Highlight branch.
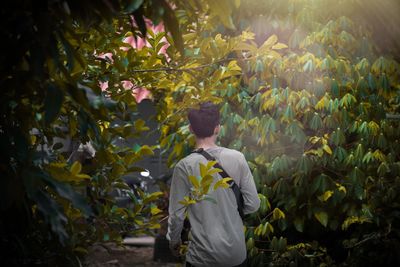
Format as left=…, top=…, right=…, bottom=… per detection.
left=128, top=53, right=266, bottom=74
left=130, top=58, right=232, bottom=73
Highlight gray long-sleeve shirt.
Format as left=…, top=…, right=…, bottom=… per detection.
left=167, top=146, right=260, bottom=267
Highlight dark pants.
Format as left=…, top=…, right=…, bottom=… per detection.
left=186, top=259, right=247, bottom=267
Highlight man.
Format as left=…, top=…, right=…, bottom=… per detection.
left=167, top=102, right=260, bottom=267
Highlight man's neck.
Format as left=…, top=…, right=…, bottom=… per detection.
left=195, top=136, right=218, bottom=150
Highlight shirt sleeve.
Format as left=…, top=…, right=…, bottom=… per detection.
left=166, top=162, right=190, bottom=243
left=239, top=154, right=260, bottom=215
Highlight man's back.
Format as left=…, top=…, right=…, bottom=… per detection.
left=167, top=146, right=260, bottom=267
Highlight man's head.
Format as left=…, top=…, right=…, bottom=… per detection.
left=188, top=102, right=220, bottom=138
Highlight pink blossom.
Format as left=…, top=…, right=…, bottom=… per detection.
left=121, top=80, right=134, bottom=89
left=99, top=81, right=109, bottom=91
left=96, top=52, right=114, bottom=63
left=121, top=36, right=135, bottom=51
left=153, top=23, right=165, bottom=33
left=132, top=87, right=151, bottom=103
left=136, top=37, right=148, bottom=49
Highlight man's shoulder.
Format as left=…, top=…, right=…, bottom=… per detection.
left=174, top=153, right=200, bottom=168
left=175, top=147, right=245, bottom=167
left=219, top=146, right=245, bottom=159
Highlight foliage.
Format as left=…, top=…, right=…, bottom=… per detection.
left=137, top=0, right=399, bottom=266
left=179, top=160, right=232, bottom=207
left=2, top=0, right=400, bottom=266
left=0, top=0, right=185, bottom=265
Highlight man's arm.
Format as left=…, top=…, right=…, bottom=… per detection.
left=166, top=162, right=189, bottom=248
left=239, top=154, right=260, bottom=214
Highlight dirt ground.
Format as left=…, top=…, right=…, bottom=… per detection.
left=85, top=243, right=183, bottom=267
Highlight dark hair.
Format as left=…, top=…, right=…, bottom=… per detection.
left=188, top=102, right=220, bottom=138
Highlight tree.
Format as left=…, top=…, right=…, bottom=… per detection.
left=2, top=0, right=399, bottom=266
left=0, top=0, right=183, bottom=265
left=147, top=0, right=400, bottom=266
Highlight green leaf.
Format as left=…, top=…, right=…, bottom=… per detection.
left=255, top=59, right=264, bottom=73
left=178, top=196, right=196, bottom=206
left=310, top=112, right=323, bottom=130
left=143, top=191, right=163, bottom=204
left=134, top=119, right=150, bottom=132
left=53, top=142, right=63, bottom=150
left=246, top=237, right=254, bottom=250
left=208, top=0, right=236, bottom=30
left=132, top=5, right=146, bottom=36
left=161, top=0, right=184, bottom=54
left=125, top=0, right=144, bottom=13
left=293, top=217, right=304, bottom=232
left=314, top=211, right=328, bottom=227
left=203, top=196, right=217, bottom=204
left=44, top=84, right=64, bottom=125
left=103, top=233, right=110, bottom=241
left=377, top=162, right=389, bottom=176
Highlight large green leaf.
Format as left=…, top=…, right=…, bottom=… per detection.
left=44, top=84, right=64, bottom=125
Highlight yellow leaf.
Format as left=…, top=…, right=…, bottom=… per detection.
left=30, top=135, right=37, bottom=145
left=227, top=60, right=242, bottom=72
left=207, top=168, right=223, bottom=175
left=240, top=31, right=255, bottom=40
left=151, top=205, right=162, bottom=215
left=73, top=246, right=88, bottom=254
left=373, top=149, right=386, bottom=162
left=199, top=163, right=207, bottom=177
left=314, top=211, right=328, bottom=227
left=143, top=191, right=163, bottom=204
left=272, top=42, right=288, bottom=50
left=315, top=97, right=327, bottom=110
left=272, top=208, right=285, bottom=220
left=318, top=190, right=334, bottom=202
left=49, top=162, right=67, bottom=168
left=200, top=174, right=214, bottom=191
left=75, top=174, right=91, bottom=180
left=260, top=34, right=278, bottom=50
left=148, top=223, right=161, bottom=229
left=206, top=160, right=217, bottom=169
left=134, top=119, right=150, bottom=132
left=310, top=136, right=320, bottom=144
left=179, top=196, right=196, bottom=206
left=368, top=121, right=380, bottom=136
left=213, top=177, right=232, bottom=190
left=134, top=219, right=144, bottom=225
left=262, top=222, right=274, bottom=236
left=138, top=145, right=154, bottom=156
left=70, top=161, right=82, bottom=175
left=323, top=144, right=333, bottom=155
left=189, top=175, right=200, bottom=189
left=336, top=183, right=347, bottom=194
left=233, top=42, right=258, bottom=51
left=341, top=216, right=372, bottom=230
left=262, top=97, right=277, bottom=111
